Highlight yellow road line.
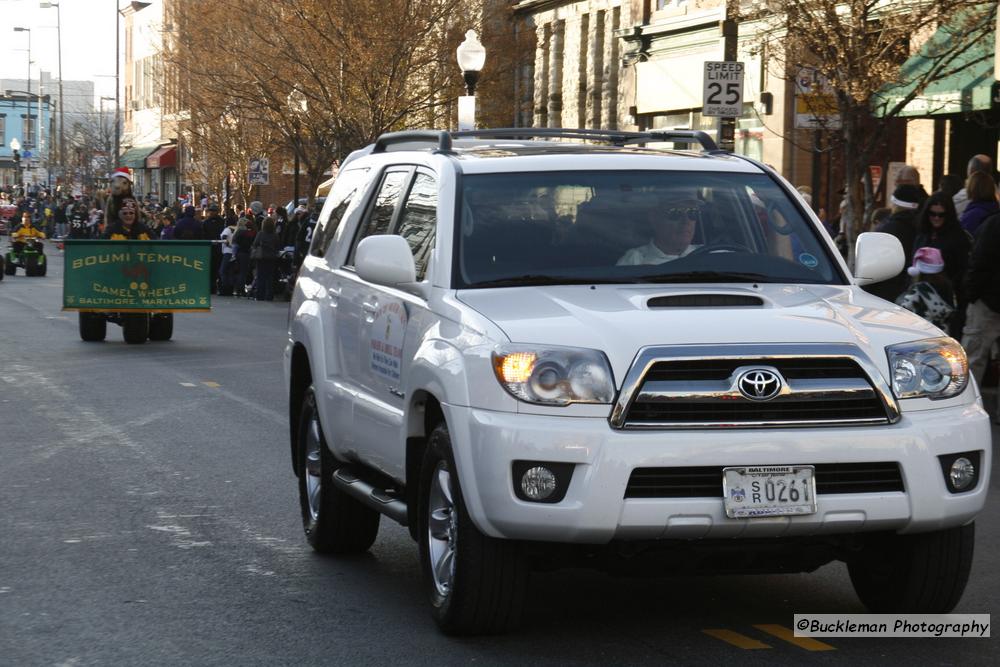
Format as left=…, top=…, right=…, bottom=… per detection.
left=754, top=624, right=836, bottom=651
left=702, top=629, right=772, bottom=649
left=202, top=381, right=221, bottom=388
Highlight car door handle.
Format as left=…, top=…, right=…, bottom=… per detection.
left=362, top=301, right=378, bottom=323
left=327, top=286, right=341, bottom=307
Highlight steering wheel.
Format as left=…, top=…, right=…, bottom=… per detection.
left=686, top=242, right=752, bottom=257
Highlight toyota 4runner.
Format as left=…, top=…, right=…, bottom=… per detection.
left=284, top=128, right=991, bottom=635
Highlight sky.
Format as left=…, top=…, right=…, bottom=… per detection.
left=0, top=0, right=118, bottom=105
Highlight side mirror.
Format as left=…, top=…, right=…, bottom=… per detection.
left=854, top=232, right=904, bottom=286
left=356, top=234, right=416, bottom=286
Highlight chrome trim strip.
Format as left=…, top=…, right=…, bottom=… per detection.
left=609, top=343, right=901, bottom=429
left=636, top=376, right=875, bottom=403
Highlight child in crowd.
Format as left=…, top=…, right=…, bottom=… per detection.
left=895, top=246, right=955, bottom=330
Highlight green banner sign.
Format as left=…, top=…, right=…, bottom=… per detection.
left=63, top=240, right=212, bottom=312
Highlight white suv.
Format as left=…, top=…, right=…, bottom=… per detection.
left=284, top=128, right=991, bottom=634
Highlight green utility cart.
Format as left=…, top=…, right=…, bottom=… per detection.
left=63, top=240, right=212, bottom=344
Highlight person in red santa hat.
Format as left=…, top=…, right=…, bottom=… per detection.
left=104, top=167, right=139, bottom=229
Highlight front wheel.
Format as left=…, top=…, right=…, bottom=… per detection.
left=148, top=313, right=174, bottom=341
left=79, top=312, right=107, bottom=342
left=848, top=523, right=974, bottom=613
left=297, top=386, right=380, bottom=553
left=121, top=313, right=149, bottom=344
left=418, top=423, right=527, bottom=635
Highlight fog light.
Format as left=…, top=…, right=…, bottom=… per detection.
left=520, top=466, right=557, bottom=501
left=949, top=457, right=976, bottom=491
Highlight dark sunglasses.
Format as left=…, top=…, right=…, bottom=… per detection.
left=664, top=206, right=699, bottom=220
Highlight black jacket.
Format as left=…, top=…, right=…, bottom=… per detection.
left=202, top=215, right=225, bottom=246
left=965, top=213, right=1000, bottom=314
left=913, top=226, right=971, bottom=296
left=865, top=209, right=918, bottom=302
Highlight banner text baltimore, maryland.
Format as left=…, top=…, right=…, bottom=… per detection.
left=63, top=241, right=212, bottom=311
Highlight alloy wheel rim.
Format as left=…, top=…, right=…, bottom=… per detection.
left=427, top=461, right=457, bottom=597
left=304, top=412, right=323, bottom=523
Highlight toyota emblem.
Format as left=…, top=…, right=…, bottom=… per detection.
left=736, top=368, right=783, bottom=401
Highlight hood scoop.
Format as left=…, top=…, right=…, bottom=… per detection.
left=647, top=294, right=764, bottom=308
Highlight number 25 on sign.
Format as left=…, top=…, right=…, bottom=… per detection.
left=703, top=61, right=744, bottom=117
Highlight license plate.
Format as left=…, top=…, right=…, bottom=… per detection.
left=722, top=465, right=816, bottom=518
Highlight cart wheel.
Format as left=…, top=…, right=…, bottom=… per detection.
left=148, top=313, right=174, bottom=341
left=122, top=314, right=150, bottom=344
left=79, top=313, right=107, bottom=342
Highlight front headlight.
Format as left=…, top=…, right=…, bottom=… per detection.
left=886, top=337, right=968, bottom=400
left=492, top=345, right=615, bottom=406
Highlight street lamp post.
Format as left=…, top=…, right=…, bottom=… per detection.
left=13, top=27, right=31, bottom=148
left=10, top=138, right=22, bottom=193
left=456, top=30, right=486, bottom=131
left=40, top=2, right=65, bottom=179
left=287, top=87, right=308, bottom=207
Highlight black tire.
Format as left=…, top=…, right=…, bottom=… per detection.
left=0, top=257, right=4, bottom=280
left=79, top=313, right=107, bottom=342
left=848, top=523, right=975, bottom=613
left=3, top=259, right=14, bottom=275
left=121, top=313, right=150, bottom=344
left=36, top=258, right=46, bottom=277
left=148, top=313, right=174, bottom=341
left=418, top=422, right=527, bottom=635
left=297, top=386, right=380, bottom=553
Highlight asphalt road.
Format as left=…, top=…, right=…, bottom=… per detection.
left=1, top=244, right=997, bottom=666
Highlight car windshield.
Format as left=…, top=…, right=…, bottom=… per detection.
left=455, top=170, right=842, bottom=288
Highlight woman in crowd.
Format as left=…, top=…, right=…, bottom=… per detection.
left=232, top=216, right=256, bottom=296
left=913, top=191, right=971, bottom=338
left=958, top=171, right=998, bottom=235
left=251, top=217, right=281, bottom=301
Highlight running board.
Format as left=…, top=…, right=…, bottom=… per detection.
left=332, top=467, right=409, bottom=526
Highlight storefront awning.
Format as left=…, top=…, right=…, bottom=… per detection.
left=119, top=144, right=161, bottom=169
left=875, top=15, right=994, bottom=118
left=146, top=144, right=177, bottom=169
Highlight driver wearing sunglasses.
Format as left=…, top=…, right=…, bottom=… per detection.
left=104, top=198, right=154, bottom=240
left=617, top=196, right=702, bottom=265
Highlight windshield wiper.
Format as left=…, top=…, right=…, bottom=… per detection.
left=469, top=275, right=632, bottom=288
left=637, top=270, right=772, bottom=284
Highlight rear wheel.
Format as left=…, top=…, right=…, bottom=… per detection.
left=418, top=423, right=527, bottom=635
left=79, top=313, right=107, bottom=342
left=3, top=259, right=14, bottom=275
left=848, top=523, right=974, bottom=612
left=121, top=314, right=149, bottom=344
left=297, top=386, right=380, bottom=553
left=148, top=313, right=174, bottom=341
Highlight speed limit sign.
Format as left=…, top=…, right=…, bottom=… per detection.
left=703, top=61, right=744, bottom=117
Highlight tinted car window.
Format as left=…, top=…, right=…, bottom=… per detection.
left=348, top=169, right=408, bottom=265
left=396, top=172, right=437, bottom=281
left=310, top=169, right=368, bottom=258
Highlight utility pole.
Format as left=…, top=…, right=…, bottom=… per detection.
left=718, top=0, right=739, bottom=152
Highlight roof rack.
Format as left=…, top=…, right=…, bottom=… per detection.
left=452, top=128, right=718, bottom=151
left=372, top=130, right=453, bottom=154
left=368, top=127, right=719, bottom=154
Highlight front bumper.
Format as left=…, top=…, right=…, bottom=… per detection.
left=444, top=401, right=992, bottom=543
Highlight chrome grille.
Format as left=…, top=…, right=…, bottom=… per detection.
left=610, top=344, right=900, bottom=429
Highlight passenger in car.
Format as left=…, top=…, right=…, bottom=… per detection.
left=616, top=197, right=702, bottom=265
